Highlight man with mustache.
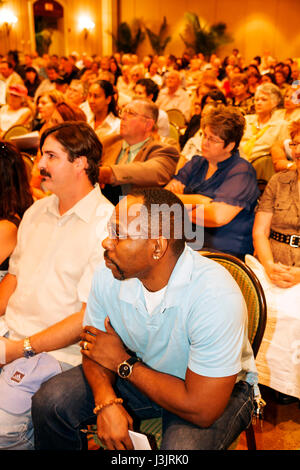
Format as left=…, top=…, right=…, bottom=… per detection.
left=32, top=188, right=257, bottom=451
left=0, top=121, right=113, bottom=449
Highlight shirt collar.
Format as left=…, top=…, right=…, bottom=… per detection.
left=277, top=168, right=298, bottom=184
left=216, top=150, right=239, bottom=170
left=122, top=137, right=150, bottom=153
left=118, top=245, right=194, bottom=311
left=46, top=184, right=101, bottom=223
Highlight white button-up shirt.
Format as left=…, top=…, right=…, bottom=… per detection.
left=5, top=185, right=113, bottom=365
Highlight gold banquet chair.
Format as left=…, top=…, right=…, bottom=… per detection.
left=2, top=124, right=30, bottom=142
left=251, top=154, right=275, bottom=195
left=168, top=122, right=180, bottom=144
left=166, top=108, right=186, bottom=129
left=139, top=252, right=267, bottom=450
left=199, top=251, right=267, bottom=450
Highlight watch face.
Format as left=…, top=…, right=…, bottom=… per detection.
left=24, top=349, right=35, bottom=358
left=118, top=363, right=131, bottom=378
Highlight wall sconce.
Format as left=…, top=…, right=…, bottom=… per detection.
left=78, top=15, right=95, bottom=40
left=0, top=7, right=18, bottom=36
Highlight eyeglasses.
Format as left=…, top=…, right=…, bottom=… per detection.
left=289, top=140, right=300, bottom=149
left=202, top=132, right=224, bottom=145
left=120, top=108, right=152, bottom=120
left=107, top=222, right=144, bottom=240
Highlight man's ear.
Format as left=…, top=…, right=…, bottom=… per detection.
left=74, top=156, right=88, bottom=171
left=152, top=237, right=168, bottom=261
left=146, top=118, right=155, bottom=133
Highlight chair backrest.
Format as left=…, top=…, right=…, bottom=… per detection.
left=2, top=125, right=30, bottom=142
left=251, top=154, right=275, bottom=195
left=169, top=122, right=180, bottom=143
left=166, top=108, right=186, bottom=128
left=200, top=251, right=267, bottom=357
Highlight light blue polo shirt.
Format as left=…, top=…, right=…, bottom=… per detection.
left=84, top=246, right=256, bottom=382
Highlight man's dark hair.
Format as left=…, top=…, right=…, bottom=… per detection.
left=200, top=89, right=227, bottom=110
left=202, top=105, right=245, bottom=152
left=129, top=187, right=187, bottom=256
left=136, top=78, right=159, bottom=102
left=40, top=121, right=102, bottom=185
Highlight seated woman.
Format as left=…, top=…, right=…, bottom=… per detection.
left=32, top=89, right=65, bottom=132
left=109, top=56, right=122, bottom=86
left=166, top=105, right=259, bottom=259
left=180, top=88, right=227, bottom=151
left=246, top=119, right=300, bottom=404
left=0, top=85, right=32, bottom=138
left=87, top=79, right=120, bottom=140
left=24, top=67, right=41, bottom=100
left=247, top=70, right=261, bottom=96
left=240, top=83, right=290, bottom=162
left=0, top=141, right=33, bottom=281
left=275, top=84, right=300, bottom=123
left=274, top=69, right=290, bottom=97
left=180, top=94, right=227, bottom=167
left=271, top=87, right=300, bottom=172
left=227, top=73, right=255, bottom=115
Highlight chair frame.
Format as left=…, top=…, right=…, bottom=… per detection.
left=251, top=154, right=275, bottom=196
left=200, top=251, right=267, bottom=450
left=166, top=108, right=186, bottom=129
left=200, top=252, right=267, bottom=357
left=2, top=124, right=30, bottom=141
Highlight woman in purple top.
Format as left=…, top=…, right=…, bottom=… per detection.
left=166, top=105, right=259, bottom=259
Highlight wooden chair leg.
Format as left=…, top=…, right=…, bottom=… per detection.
left=245, top=424, right=256, bottom=450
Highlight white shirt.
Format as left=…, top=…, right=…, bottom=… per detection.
left=156, top=87, right=191, bottom=122
left=0, top=105, right=31, bottom=132
left=142, top=284, right=167, bottom=316
left=91, top=112, right=121, bottom=140
left=5, top=185, right=113, bottom=365
left=157, top=109, right=170, bottom=137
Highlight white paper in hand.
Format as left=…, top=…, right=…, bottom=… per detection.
left=129, top=430, right=151, bottom=450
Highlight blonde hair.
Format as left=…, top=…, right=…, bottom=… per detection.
left=39, top=89, right=65, bottom=105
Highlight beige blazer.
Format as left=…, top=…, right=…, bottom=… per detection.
left=101, top=134, right=179, bottom=187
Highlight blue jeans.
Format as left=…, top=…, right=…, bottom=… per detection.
left=32, top=365, right=254, bottom=450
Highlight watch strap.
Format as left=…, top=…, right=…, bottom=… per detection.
left=23, top=337, right=36, bottom=358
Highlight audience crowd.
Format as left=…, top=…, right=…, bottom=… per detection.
left=0, top=45, right=300, bottom=449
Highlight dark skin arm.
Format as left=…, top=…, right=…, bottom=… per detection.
left=80, top=317, right=237, bottom=449
left=82, top=354, right=134, bottom=450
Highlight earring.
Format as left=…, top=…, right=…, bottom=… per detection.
left=153, top=253, right=160, bottom=260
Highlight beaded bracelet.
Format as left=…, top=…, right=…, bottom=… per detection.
left=93, top=398, right=124, bottom=415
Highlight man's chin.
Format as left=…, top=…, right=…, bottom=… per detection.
left=40, top=179, right=51, bottom=192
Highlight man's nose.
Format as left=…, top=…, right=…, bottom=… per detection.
left=102, top=236, right=117, bottom=250
left=37, top=155, right=46, bottom=169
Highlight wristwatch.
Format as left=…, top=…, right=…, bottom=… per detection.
left=117, top=356, right=142, bottom=378
left=23, top=337, right=36, bottom=358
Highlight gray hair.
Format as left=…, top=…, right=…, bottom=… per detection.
left=255, top=83, right=283, bottom=108
left=131, top=98, right=159, bottom=124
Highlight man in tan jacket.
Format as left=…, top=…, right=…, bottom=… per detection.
left=99, top=99, right=179, bottom=205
